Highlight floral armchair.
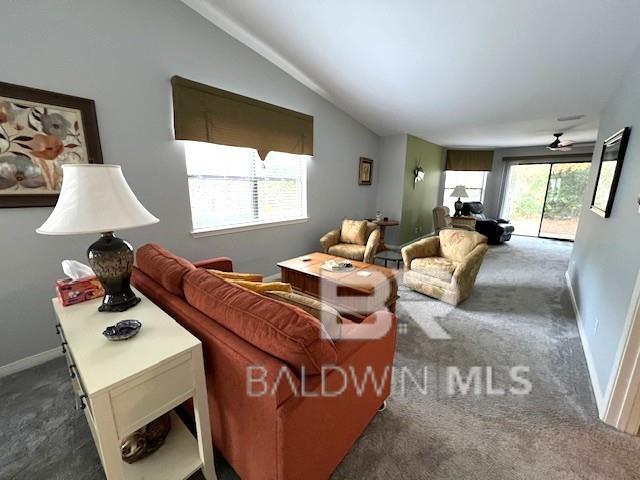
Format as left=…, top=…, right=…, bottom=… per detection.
left=320, top=219, right=380, bottom=264
left=401, top=229, right=488, bottom=305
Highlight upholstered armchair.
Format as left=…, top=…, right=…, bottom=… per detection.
left=433, top=206, right=476, bottom=233
left=320, top=219, right=380, bottom=264
left=401, top=229, right=488, bottom=305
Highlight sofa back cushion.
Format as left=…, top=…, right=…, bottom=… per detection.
left=136, top=243, right=195, bottom=296
left=340, top=219, right=367, bottom=245
left=183, top=269, right=337, bottom=374
left=439, top=229, right=488, bottom=262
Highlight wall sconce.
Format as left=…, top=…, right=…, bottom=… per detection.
left=413, top=166, right=424, bottom=188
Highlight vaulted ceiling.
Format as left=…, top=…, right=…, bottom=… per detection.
left=184, top=0, right=640, bottom=148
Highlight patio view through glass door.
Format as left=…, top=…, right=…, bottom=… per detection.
left=501, top=161, right=591, bottom=241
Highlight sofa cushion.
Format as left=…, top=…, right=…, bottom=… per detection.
left=136, top=244, right=195, bottom=296
left=183, top=269, right=337, bottom=374
left=439, top=229, right=488, bottom=262
left=410, top=257, right=459, bottom=283
left=263, top=291, right=342, bottom=340
left=328, top=243, right=366, bottom=260
left=340, top=219, right=367, bottom=245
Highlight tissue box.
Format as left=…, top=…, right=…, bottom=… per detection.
left=56, top=276, right=105, bottom=307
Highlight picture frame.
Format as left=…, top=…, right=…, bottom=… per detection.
left=358, top=157, right=373, bottom=186
left=0, top=81, right=103, bottom=207
left=590, top=126, right=631, bottom=218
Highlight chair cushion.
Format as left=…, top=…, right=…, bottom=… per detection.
left=439, top=229, right=488, bottom=262
left=328, top=243, right=366, bottom=260
left=136, top=244, right=195, bottom=296
left=410, top=257, right=459, bottom=283
left=340, top=219, right=367, bottom=245
left=183, top=269, right=337, bottom=374
left=263, top=291, right=342, bottom=340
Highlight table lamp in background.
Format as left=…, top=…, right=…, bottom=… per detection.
left=450, top=185, right=469, bottom=217
left=37, top=164, right=159, bottom=312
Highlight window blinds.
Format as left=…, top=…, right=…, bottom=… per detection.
left=172, top=76, right=313, bottom=160
left=185, top=142, right=307, bottom=232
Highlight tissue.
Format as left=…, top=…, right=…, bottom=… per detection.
left=62, top=260, right=95, bottom=281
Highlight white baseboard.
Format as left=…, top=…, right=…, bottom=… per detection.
left=565, top=270, right=605, bottom=416
left=0, top=347, right=62, bottom=379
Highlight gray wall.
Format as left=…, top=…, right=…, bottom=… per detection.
left=568, top=51, right=640, bottom=399
left=0, top=0, right=380, bottom=367
left=375, top=134, right=407, bottom=246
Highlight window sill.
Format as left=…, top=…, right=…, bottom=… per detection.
left=191, top=217, right=309, bottom=238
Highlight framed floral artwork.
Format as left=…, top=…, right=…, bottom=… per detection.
left=358, top=157, right=373, bottom=185
left=0, top=81, right=102, bottom=207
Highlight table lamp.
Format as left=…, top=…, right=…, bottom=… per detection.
left=450, top=185, right=469, bottom=217
left=37, top=164, right=159, bottom=312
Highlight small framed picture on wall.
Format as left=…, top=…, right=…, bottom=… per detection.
left=358, top=157, right=373, bottom=185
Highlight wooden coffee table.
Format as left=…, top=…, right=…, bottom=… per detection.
left=278, top=252, right=399, bottom=318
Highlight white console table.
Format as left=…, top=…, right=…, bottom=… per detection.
left=52, top=288, right=216, bottom=480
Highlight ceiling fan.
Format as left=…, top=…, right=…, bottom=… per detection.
left=546, top=132, right=574, bottom=151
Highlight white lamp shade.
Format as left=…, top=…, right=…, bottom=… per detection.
left=37, top=164, right=159, bottom=235
left=450, top=185, right=469, bottom=198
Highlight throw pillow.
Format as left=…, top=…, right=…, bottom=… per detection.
left=263, top=291, right=342, bottom=340
left=229, top=280, right=293, bottom=294
left=208, top=269, right=263, bottom=282
left=340, top=219, right=367, bottom=245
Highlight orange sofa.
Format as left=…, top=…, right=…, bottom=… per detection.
left=131, top=244, right=397, bottom=480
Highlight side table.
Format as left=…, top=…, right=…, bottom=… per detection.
left=451, top=215, right=476, bottom=230
left=367, top=219, right=400, bottom=252
left=52, top=288, right=216, bottom=480
left=374, top=250, right=403, bottom=269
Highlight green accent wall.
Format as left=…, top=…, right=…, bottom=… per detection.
left=399, top=135, right=444, bottom=243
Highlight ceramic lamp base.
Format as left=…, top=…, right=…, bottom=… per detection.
left=87, top=232, right=140, bottom=313
left=454, top=198, right=463, bottom=217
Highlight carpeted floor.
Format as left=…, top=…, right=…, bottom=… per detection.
left=2, top=236, right=640, bottom=479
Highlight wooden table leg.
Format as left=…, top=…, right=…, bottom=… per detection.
left=377, top=225, right=387, bottom=253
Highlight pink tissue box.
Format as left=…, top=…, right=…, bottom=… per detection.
left=56, top=276, right=105, bottom=307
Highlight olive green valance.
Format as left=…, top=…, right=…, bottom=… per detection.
left=171, top=76, right=313, bottom=160
left=445, top=149, right=494, bottom=171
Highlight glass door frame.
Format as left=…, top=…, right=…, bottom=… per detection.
left=499, top=154, right=592, bottom=242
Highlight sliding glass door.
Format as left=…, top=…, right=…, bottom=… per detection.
left=502, top=163, right=550, bottom=237
left=501, top=161, right=591, bottom=241
left=539, top=162, right=592, bottom=240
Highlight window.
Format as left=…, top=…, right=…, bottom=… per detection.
left=443, top=170, right=488, bottom=212
left=185, top=141, right=308, bottom=234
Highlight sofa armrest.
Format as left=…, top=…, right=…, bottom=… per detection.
left=320, top=229, right=341, bottom=253
left=363, top=229, right=381, bottom=264
left=401, top=236, right=440, bottom=270
left=193, top=257, right=233, bottom=272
